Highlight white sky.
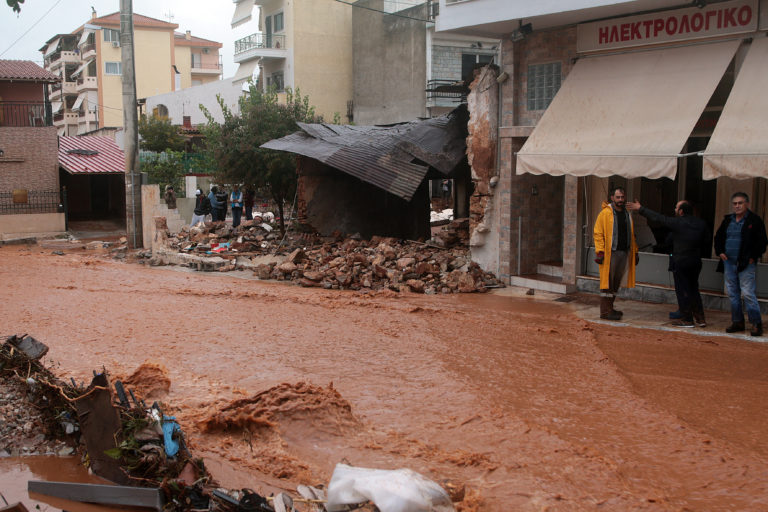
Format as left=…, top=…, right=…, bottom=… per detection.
left=0, top=0, right=254, bottom=80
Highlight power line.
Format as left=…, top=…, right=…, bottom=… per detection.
left=0, top=0, right=64, bottom=58
left=333, top=0, right=431, bottom=23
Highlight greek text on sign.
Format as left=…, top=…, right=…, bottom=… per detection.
left=577, top=0, right=757, bottom=52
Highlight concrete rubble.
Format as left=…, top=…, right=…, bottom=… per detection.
left=151, top=216, right=503, bottom=294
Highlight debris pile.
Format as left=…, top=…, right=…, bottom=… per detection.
left=156, top=219, right=503, bottom=293
left=0, top=335, right=80, bottom=456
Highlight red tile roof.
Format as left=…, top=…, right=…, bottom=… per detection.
left=0, top=60, right=59, bottom=82
left=91, top=12, right=178, bottom=29
left=59, top=136, right=125, bottom=174
left=174, top=33, right=223, bottom=48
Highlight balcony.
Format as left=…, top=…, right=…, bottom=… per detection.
left=46, top=51, right=79, bottom=71
left=234, top=33, right=287, bottom=63
left=80, top=43, right=96, bottom=60
left=191, top=62, right=223, bottom=76
left=0, top=102, right=51, bottom=127
left=53, top=111, right=79, bottom=127
left=76, top=76, right=98, bottom=92
left=425, top=79, right=468, bottom=107
left=50, top=81, right=77, bottom=100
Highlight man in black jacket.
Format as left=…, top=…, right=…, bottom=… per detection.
left=190, top=189, right=211, bottom=227
left=627, top=199, right=710, bottom=328
left=713, top=192, right=767, bottom=336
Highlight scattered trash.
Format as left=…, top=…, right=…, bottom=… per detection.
left=326, top=463, right=454, bottom=512
left=28, top=481, right=163, bottom=511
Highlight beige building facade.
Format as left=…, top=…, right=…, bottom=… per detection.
left=42, top=11, right=222, bottom=135
left=232, top=0, right=353, bottom=121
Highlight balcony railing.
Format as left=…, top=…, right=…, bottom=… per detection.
left=191, top=62, right=223, bottom=71
left=234, top=33, right=286, bottom=54
left=426, top=79, right=468, bottom=104
left=0, top=102, right=52, bottom=127
left=0, top=190, right=61, bottom=215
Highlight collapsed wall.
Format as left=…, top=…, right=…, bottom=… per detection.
left=466, top=66, right=501, bottom=275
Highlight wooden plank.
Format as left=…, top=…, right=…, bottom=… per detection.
left=28, top=481, right=163, bottom=510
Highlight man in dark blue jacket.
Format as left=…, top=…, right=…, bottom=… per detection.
left=627, top=199, right=710, bottom=328
left=713, top=192, right=767, bottom=337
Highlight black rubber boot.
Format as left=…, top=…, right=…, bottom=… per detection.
left=725, top=321, right=745, bottom=333
left=751, top=323, right=763, bottom=337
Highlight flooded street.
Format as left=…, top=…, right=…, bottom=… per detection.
left=2, top=244, right=768, bottom=510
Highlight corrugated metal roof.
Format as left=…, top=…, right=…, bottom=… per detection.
left=0, top=60, right=59, bottom=82
left=262, top=107, right=467, bottom=201
left=59, top=136, right=125, bottom=174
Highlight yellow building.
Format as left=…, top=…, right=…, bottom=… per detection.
left=232, top=0, right=353, bottom=122
left=41, top=11, right=223, bottom=135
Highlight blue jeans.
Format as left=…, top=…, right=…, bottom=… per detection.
left=724, top=260, right=762, bottom=325
left=232, top=206, right=242, bottom=227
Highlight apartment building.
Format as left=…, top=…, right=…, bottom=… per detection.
left=231, top=0, right=353, bottom=120
left=436, top=0, right=768, bottom=306
left=41, top=11, right=223, bottom=136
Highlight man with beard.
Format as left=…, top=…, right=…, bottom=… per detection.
left=593, top=187, right=639, bottom=321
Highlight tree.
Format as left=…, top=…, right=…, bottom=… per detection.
left=140, top=151, right=185, bottom=196
left=200, top=84, right=322, bottom=233
left=7, top=0, right=24, bottom=13
left=138, top=115, right=185, bottom=153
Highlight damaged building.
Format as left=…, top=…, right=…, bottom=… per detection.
left=262, top=106, right=470, bottom=241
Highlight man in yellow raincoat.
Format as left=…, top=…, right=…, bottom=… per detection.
left=593, top=187, right=639, bottom=320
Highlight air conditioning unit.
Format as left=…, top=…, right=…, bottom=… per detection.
left=203, top=48, right=209, bottom=54
left=111, top=41, right=120, bottom=48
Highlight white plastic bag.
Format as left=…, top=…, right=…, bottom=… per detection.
left=326, top=464, right=454, bottom=512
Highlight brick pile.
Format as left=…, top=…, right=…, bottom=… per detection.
left=160, top=218, right=503, bottom=294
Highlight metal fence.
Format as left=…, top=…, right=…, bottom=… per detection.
left=234, top=33, right=286, bottom=54
left=0, top=102, right=52, bottom=127
left=0, top=190, right=62, bottom=215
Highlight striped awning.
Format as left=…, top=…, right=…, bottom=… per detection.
left=59, top=136, right=126, bottom=174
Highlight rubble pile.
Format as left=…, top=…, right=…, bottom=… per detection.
left=157, top=217, right=502, bottom=293
left=0, top=335, right=80, bottom=456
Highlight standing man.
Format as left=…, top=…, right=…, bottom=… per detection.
left=163, top=185, right=176, bottom=210
left=190, top=189, right=211, bottom=227
left=627, top=199, right=710, bottom=327
left=244, top=188, right=255, bottom=221
left=593, top=187, right=639, bottom=320
left=208, top=186, right=221, bottom=222
left=230, top=185, right=243, bottom=228
left=714, top=192, right=767, bottom=336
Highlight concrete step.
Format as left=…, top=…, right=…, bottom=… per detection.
left=155, top=204, right=186, bottom=234
left=509, top=273, right=576, bottom=294
left=537, top=262, right=563, bottom=278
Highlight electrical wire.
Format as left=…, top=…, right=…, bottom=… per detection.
left=0, top=0, right=64, bottom=58
left=333, top=0, right=431, bottom=23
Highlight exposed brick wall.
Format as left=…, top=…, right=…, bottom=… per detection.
left=0, top=127, right=59, bottom=191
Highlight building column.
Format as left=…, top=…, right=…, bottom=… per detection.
left=562, top=175, right=579, bottom=285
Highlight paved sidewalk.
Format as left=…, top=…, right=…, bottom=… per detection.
left=493, top=285, right=767, bottom=344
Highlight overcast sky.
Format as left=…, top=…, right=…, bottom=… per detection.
left=0, top=0, right=257, bottom=80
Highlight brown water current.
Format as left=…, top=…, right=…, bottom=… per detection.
left=2, top=245, right=768, bottom=510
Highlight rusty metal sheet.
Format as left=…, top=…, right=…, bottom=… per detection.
left=261, top=107, right=467, bottom=201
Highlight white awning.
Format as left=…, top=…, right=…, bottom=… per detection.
left=86, top=90, right=98, bottom=112
left=72, top=94, right=85, bottom=111
left=231, top=0, right=255, bottom=29
left=233, top=59, right=259, bottom=83
left=78, top=27, right=95, bottom=47
left=702, top=37, right=768, bottom=180
left=71, top=58, right=94, bottom=78
left=51, top=101, right=63, bottom=114
left=516, top=40, right=740, bottom=179
left=44, top=38, right=61, bottom=57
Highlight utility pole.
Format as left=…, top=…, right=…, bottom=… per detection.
left=120, top=0, right=142, bottom=248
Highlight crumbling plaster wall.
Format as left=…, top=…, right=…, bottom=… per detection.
left=466, top=66, right=500, bottom=273
left=297, top=157, right=431, bottom=240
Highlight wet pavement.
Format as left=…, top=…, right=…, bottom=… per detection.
left=2, top=244, right=768, bottom=510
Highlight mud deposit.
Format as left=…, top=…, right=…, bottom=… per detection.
left=3, top=245, right=768, bottom=510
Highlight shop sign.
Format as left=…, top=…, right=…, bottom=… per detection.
left=577, top=0, right=757, bottom=52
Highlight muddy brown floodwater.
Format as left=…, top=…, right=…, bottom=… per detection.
left=2, top=245, right=768, bottom=510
